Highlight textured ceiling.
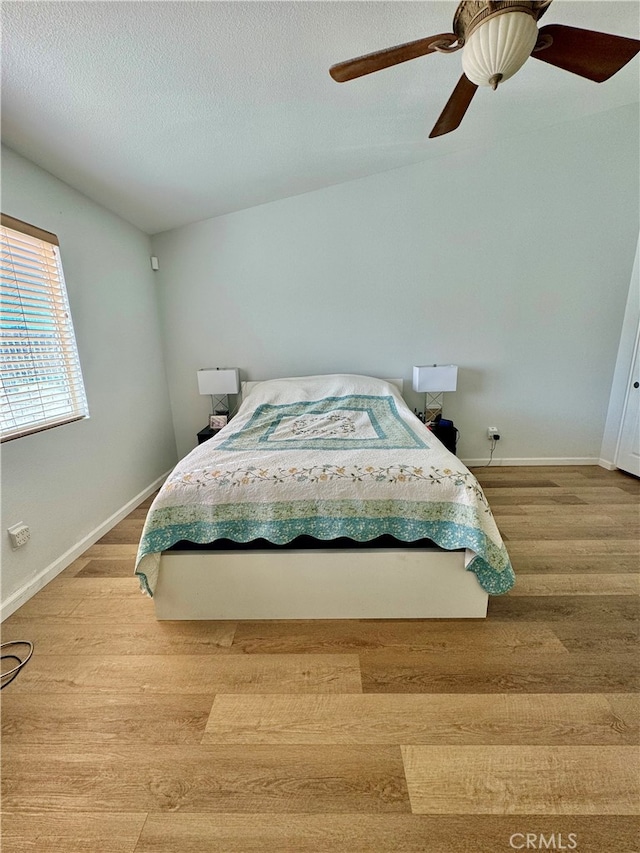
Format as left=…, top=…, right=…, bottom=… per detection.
left=2, top=1, right=639, bottom=234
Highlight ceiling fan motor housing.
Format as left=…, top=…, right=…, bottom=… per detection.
left=454, top=1, right=549, bottom=87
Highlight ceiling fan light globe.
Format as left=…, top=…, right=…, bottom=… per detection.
left=462, top=11, right=539, bottom=87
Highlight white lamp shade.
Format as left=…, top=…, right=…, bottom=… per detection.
left=197, top=368, right=239, bottom=395
left=462, top=11, right=538, bottom=87
left=413, top=365, right=458, bottom=393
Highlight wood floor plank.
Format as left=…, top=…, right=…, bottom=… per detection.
left=615, top=479, right=640, bottom=495
left=496, top=519, right=638, bottom=540
left=5, top=653, right=362, bottom=694
left=1, top=693, right=215, bottom=744
left=550, top=620, right=639, bottom=653
left=494, top=503, right=639, bottom=520
left=516, top=502, right=640, bottom=516
left=136, top=491, right=159, bottom=509
left=530, top=469, right=633, bottom=483
left=507, top=573, right=639, bottom=596
left=202, top=693, right=638, bottom=745
left=229, top=620, right=568, bottom=655
left=487, top=594, right=639, bottom=622
left=556, top=475, right=635, bottom=487
left=8, top=590, right=157, bottom=622
left=471, top=478, right=561, bottom=488
left=507, top=555, right=640, bottom=574
left=95, top=519, right=145, bottom=545
left=1, top=617, right=237, bottom=655
left=58, top=557, right=91, bottom=575
left=486, top=492, right=589, bottom=506
left=127, top=507, right=153, bottom=520
left=474, top=465, right=601, bottom=477
left=568, top=488, right=640, bottom=504
left=483, top=486, right=639, bottom=504
left=479, top=464, right=620, bottom=476
left=81, top=544, right=138, bottom=559
left=606, top=694, right=640, bottom=730
left=504, top=539, right=639, bottom=556
left=73, top=558, right=137, bottom=578
left=1, top=744, right=409, bottom=813
left=133, top=813, right=640, bottom=853
left=30, top=577, right=142, bottom=597
left=401, top=745, right=640, bottom=814
left=359, top=650, right=639, bottom=693
left=1, top=812, right=147, bottom=853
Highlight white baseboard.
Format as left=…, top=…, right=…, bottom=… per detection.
left=598, top=458, right=617, bottom=471
left=463, top=457, right=600, bottom=468
left=1, top=470, right=171, bottom=622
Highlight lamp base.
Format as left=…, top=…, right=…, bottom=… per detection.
left=424, top=392, right=444, bottom=424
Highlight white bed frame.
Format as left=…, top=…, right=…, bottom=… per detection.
left=152, top=378, right=489, bottom=620
left=154, top=549, right=488, bottom=619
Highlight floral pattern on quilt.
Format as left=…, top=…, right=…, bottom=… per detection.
left=165, top=463, right=491, bottom=513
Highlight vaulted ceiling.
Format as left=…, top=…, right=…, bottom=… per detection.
left=2, top=1, right=639, bottom=234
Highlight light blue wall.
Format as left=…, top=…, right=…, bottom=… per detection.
left=1, top=146, right=177, bottom=610
left=152, top=104, right=640, bottom=462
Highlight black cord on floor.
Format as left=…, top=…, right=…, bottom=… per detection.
left=1, top=641, right=34, bottom=689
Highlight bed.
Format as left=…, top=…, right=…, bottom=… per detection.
left=135, top=374, right=514, bottom=619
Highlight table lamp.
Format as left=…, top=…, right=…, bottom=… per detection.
left=412, top=364, right=458, bottom=424
left=197, top=367, right=239, bottom=427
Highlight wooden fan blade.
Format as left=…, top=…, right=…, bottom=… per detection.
left=329, top=33, right=458, bottom=82
left=429, top=74, right=478, bottom=138
left=533, top=24, right=640, bottom=82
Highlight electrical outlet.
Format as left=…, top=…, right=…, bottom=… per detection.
left=487, top=427, right=500, bottom=441
left=8, top=523, right=30, bottom=549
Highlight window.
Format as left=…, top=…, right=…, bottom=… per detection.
left=1, top=214, right=88, bottom=442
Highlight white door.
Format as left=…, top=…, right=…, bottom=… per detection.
left=615, top=325, right=640, bottom=477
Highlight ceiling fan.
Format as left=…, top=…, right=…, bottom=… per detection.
left=329, top=0, right=640, bottom=138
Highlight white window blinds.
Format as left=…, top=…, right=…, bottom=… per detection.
left=1, top=214, right=89, bottom=442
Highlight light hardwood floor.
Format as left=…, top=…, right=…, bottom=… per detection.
left=1, top=465, right=638, bottom=852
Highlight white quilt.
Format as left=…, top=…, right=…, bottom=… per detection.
left=135, top=374, right=514, bottom=596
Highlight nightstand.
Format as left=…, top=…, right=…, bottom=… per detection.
left=428, top=418, right=458, bottom=455
left=197, top=425, right=222, bottom=444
